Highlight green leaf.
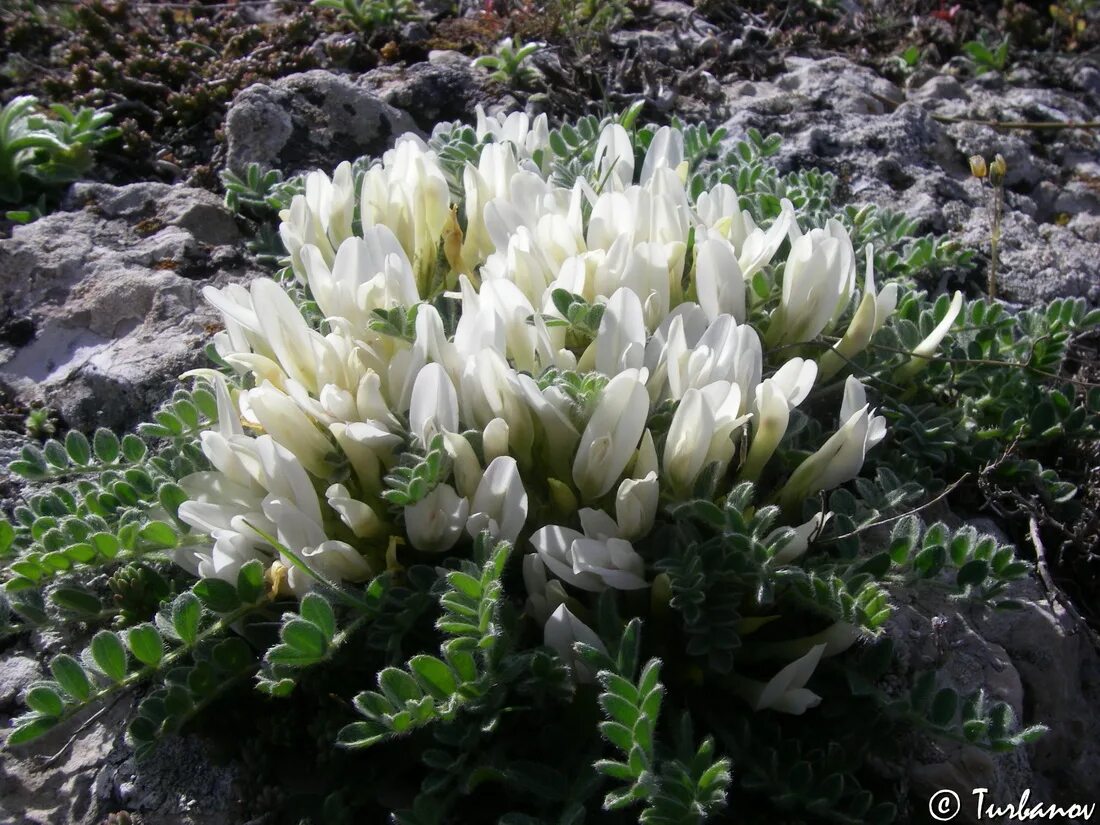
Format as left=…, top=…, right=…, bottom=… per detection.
left=7, top=717, right=59, bottom=746
left=409, top=655, right=457, bottom=700
left=50, top=587, right=102, bottom=616
left=43, top=440, right=69, bottom=469
left=930, top=688, right=958, bottom=727
left=172, top=593, right=201, bottom=645
left=50, top=654, right=92, bottom=702
left=194, top=578, right=241, bottom=613
left=0, top=519, right=14, bottom=554
left=25, top=684, right=65, bottom=717
left=379, top=667, right=423, bottom=705
left=121, top=434, right=148, bottom=462
left=212, top=637, right=252, bottom=672
left=92, top=428, right=120, bottom=463
left=236, top=559, right=265, bottom=604
left=90, top=532, right=120, bottom=559
left=89, top=630, right=128, bottom=682
left=140, top=521, right=178, bottom=549
left=127, top=624, right=164, bottom=667
left=300, top=592, right=336, bottom=642
left=157, top=483, right=188, bottom=521
left=956, top=559, right=989, bottom=588
left=281, top=618, right=327, bottom=658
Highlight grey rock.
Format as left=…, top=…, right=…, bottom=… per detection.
left=224, top=70, right=417, bottom=175
left=1053, top=180, right=1100, bottom=217
left=428, top=49, right=473, bottom=70
left=952, top=203, right=1100, bottom=305
left=0, top=692, right=240, bottom=825
left=0, top=655, right=40, bottom=707
left=1074, top=64, right=1100, bottom=98
left=361, top=61, right=486, bottom=131
left=908, top=73, right=968, bottom=103
left=0, top=182, right=264, bottom=431
left=719, top=55, right=1100, bottom=305
left=947, top=122, right=1047, bottom=188
left=887, top=542, right=1100, bottom=819
left=773, top=55, right=905, bottom=115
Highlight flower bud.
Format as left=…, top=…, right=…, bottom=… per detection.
left=483, top=417, right=510, bottom=464
left=547, top=477, right=578, bottom=517
left=968, top=154, right=988, bottom=179
left=989, top=153, right=1006, bottom=186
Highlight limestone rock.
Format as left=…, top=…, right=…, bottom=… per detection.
left=0, top=182, right=263, bottom=431
left=224, top=70, right=417, bottom=175
left=360, top=61, right=486, bottom=131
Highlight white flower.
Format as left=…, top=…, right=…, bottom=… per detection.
left=441, top=432, right=483, bottom=498
left=360, top=136, right=451, bottom=293
left=738, top=644, right=827, bottom=714
left=615, top=430, right=659, bottom=541
left=326, top=483, right=386, bottom=538
left=172, top=529, right=269, bottom=585
left=777, top=376, right=886, bottom=514
left=572, top=368, right=650, bottom=500
left=693, top=236, right=746, bottom=324
left=409, top=363, right=459, bottom=447
left=596, top=287, right=647, bottom=376
left=522, top=553, right=569, bottom=624
left=466, top=456, right=528, bottom=545
left=766, top=511, right=832, bottom=565
left=277, top=162, right=354, bottom=275
left=594, top=122, right=635, bottom=190
left=767, top=218, right=856, bottom=346
left=544, top=604, right=607, bottom=683
left=475, top=105, right=550, bottom=161
left=458, top=348, right=535, bottom=464
left=529, top=521, right=648, bottom=591
left=894, top=290, right=965, bottom=382
left=819, top=245, right=897, bottom=379
left=656, top=313, right=762, bottom=405
left=288, top=540, right=372, bottom=596
left=405, top=484, right=469, bottom=553
left=739, top=358, right=817, bottom=481
left=244, top=382, right=334, bottom=478
left=663, top=381, right=751, bottom=492
left=639, top=125, right=684, bottom=186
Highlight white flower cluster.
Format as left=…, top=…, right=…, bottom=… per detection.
left=175, top=109, right=963, bottom=706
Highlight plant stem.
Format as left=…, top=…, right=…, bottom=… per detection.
left=51, top=600, right=260, bottom=731
left=930, top=114, right=1100, bottom=130
left=989, top=182, right=1003, bottom=299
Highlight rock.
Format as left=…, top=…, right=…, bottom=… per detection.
left=952, top=204, right=1100, bottom=305
left=946, top=121, right=1047, bottom=188
left=224, top=70, right=417, bottom=175
left=0, top=694, right=241, bottom=825
left=908, top=73, right=969, bottom=103
left=888, top=545, right=1100, bottom=820
left=718, top=54, right=1100, bottom=305
left=1074, top=65, right=1100, bottom=99
left=360, top=61, right=486, bottom=131
left=0, top=182, right=264, bottom=432
left=0, top=654, right=40, bottom=707
left=773, top=55, right=905, bottom=115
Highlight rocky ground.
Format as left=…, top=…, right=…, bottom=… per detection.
left=1, top=0, right=1099, bottom=822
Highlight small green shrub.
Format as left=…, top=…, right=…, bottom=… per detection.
left=474, top=36, right=546, bottom=87
left=0, top=95, right=119, bottom=222
left=5, top=107, right=1090, bottom=823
